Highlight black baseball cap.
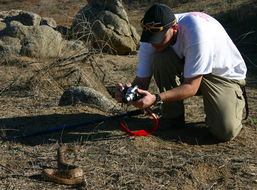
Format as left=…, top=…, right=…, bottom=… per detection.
left=140, top=3, right=176, bottom=43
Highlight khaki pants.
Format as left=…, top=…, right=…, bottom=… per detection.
left=152, top=47, right=245, bottom=141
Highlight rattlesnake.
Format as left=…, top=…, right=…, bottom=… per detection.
left=42, top=146, right=84, bottom=185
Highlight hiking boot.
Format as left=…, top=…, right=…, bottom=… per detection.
left=158, top=115, right=185, bottom=131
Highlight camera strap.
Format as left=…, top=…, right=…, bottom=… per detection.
left=119, top=108, right=159, bottom=136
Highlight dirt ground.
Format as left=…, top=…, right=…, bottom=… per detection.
left=0, top=1, right=257, bottom=190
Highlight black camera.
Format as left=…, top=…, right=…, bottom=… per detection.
left=120, top=85, right=142, bottom=103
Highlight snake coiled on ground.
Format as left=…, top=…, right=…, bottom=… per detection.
left=42, top=146, right=84, bottom=185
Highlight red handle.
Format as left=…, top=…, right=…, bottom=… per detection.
left=119, top=108, right=159, bottom=136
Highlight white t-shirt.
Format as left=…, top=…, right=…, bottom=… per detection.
left=137, top=12, right=247, bottom=80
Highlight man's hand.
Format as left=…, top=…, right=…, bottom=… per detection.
left=114, top=76, right=151, bottom=104
left=114, top=83, right=132, bottom=103
left=131, top=88, right=156, bottom=109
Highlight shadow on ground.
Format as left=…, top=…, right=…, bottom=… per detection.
left=0, top=112, right=131, bottom=145
left=0, top=112, right=220, bottom=146
left=154, top=122, right=220, bottom=145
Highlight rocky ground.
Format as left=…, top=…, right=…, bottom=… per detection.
left=0, top=0, right=257, bottom=189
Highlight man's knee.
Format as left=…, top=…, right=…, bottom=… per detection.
left=208, top=119, right=242, bottom=142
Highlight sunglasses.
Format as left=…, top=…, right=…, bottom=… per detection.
left=141, top=20, right=174, bottom=33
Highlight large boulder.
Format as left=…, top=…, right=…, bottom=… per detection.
left=0, top=10, right=86, bottom=60
left=71, top=0, right=140, bottom=55
left=3, top=21, right=64, bottom=57
left=59, top=86, right=121, bottom=113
